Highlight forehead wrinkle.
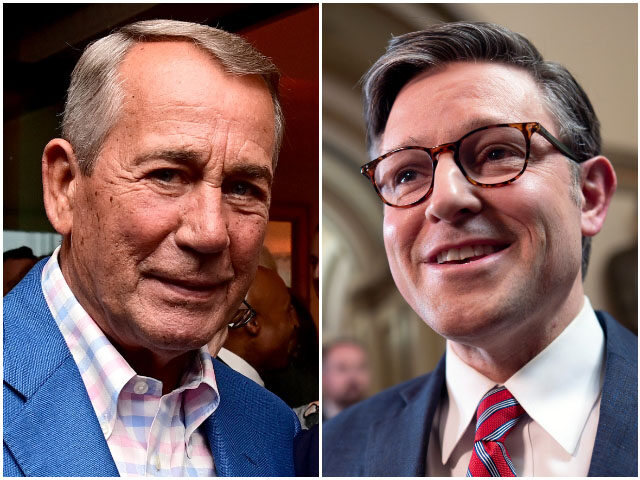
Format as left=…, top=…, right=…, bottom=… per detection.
left=384, top=71, right=547, bottom=153
left=385, top=114, right=508, bottom=152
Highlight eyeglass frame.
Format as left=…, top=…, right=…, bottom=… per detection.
left=360, top=122, right=582, bottom=208
left=228, top=300, right=257, bottom=329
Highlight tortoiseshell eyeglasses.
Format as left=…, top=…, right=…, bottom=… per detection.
left=360, top=122, right=581, bottom=208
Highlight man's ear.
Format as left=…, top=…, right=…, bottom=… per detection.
left=580, top=156, right=617, bottom=237
left=245, top=317, right=261, bottom=337
left=42, top=138, right=80, bottom=236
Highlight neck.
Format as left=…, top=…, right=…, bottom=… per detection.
left=450, top=284, right=585, bottom=383
left=116, top=347, right=196, bottom=395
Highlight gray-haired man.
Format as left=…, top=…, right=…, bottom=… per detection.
left=4, top=20, right=299, bottom=476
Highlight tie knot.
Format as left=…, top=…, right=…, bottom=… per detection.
left=474, top=386, right=524, bottom=443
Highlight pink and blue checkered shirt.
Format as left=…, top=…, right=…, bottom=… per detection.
left=41, top=248, right=219, bottom=476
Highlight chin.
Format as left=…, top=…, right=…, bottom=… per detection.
left=417, top=298, right=512, bottom=342
left=137, top=319, right=225, bottom=353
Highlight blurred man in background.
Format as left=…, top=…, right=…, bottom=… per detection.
left=322, top=339, right=371, bottom=420
left=217, top=266, right=299, bottom=385
left=3, top=247, right=38, bottom=296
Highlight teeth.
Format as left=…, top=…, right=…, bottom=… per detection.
left=460, top=246, right=474, bottom=259
left=436, top=245, right=496, bottom=264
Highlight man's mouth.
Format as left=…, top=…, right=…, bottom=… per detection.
left=147, top=273, right=232, bottom=301
left=435, top=244, right=507, bottom=265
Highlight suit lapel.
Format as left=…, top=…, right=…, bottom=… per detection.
left=4, top=357, right=118, bottom=476
left=588, top=312, right=638, bottom=476
left=204, top=411, right=265, bottom=477
left=364, top=356, right=446, bottom=476
left=204, top=359, right=279, bottom=476
left=3, top=261, right=118, bottom=476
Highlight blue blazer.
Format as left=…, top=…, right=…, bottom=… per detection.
left=323, top=311, right=637, bottom=476
left=4, top=260, right=300, bottom=476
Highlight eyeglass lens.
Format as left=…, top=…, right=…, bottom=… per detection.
left=374, top=126, right=528, bottom=206
left=229, top=307, right=253, bottom=328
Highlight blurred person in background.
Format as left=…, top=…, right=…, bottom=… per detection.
left=323, top=21, right=636, bottom=476
left=217, top=266, right=300, bottom=386
left=262, top=291, right=320, bottom=428
left=310, top=226, right=319, bottom=295
left=3, top=247, right=38, bottom=296
left=218, top=266, right=319, bottom=428
left=322, top=339, right=371, bottom=420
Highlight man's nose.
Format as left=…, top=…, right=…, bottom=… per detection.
left=424, top=153, right=482, bottom=223
left=175, top=184, right=230, bottom=254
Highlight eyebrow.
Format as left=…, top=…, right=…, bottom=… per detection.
left=133, top=149, right=273, bottom=184
left=133, top=149, right=204, bottom=166
left=226, top=164, right=273, bottom=186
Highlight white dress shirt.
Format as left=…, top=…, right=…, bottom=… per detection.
left=427, top=297, right=605, bottom=476
left=216, top=347, right=265, bottom=387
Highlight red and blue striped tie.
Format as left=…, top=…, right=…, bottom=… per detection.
left=467, top=386, right=525, bottom=477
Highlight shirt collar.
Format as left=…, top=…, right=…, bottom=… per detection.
left=441, top=297, right=605, bottom=463
left=41, top=247, right=220, bottom=444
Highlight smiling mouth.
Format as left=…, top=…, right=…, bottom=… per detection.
left=149, top=274, right=231, bottom=300
left=435, top=244, right=508, bottom=265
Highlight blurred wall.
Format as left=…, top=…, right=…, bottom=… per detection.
left=322, top=3, right=637, bottom=394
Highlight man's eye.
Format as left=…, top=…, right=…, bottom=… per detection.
left=223, top=180, right=265, bottom=200
left=396, top=169, right=418, bottom=185
left=149, top=169, right=182, bottom=183
left=230, top=181, right=251, bottom=196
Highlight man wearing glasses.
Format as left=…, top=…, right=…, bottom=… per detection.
left=323, top=22, right=637, bottom=476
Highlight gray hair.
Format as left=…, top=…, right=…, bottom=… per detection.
left=362, top=22, right=600, bottom=278
left=62, top=19, right=283, bottom=174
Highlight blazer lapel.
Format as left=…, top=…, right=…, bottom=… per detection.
left=588, top=312, right=638, bottom=476
left=4, top=357, right=118, bottom=476
left=204, top=411, right=266, bottom=477
left=204, top=360, right=285, bottom=477
left=364, top=356, right=446, bottom=476
left=3, top=261, right=118, bottom=477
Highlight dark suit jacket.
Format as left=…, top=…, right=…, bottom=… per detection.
left=323, top=311, right=637, bottom=476
left=4, top=259, right=300, bottom=476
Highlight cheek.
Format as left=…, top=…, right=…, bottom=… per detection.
left=109, top=194, right=176, bottom=254
left=228, top=214, right=267, bottom=272
left=504, top=178, right=576, bottom=243
left=383, top=208, right=422, bottom=274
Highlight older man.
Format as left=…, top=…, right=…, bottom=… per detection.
left=4, top=20, right=299, bottom=476
left=323, top=22, right=637, bottom=476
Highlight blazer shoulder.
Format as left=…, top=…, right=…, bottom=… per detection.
left=323, top=358, right=445, bottom=476
left=325, top=371, right=437, bottom=433
left=590, top=310, right=638, bottom=476
left=597, top=310, right=637, bottom=363
left=4, top=258, right=73, bottom=400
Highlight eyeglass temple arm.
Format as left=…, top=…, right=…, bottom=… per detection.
left=535, top=124, right=581, bottom=163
